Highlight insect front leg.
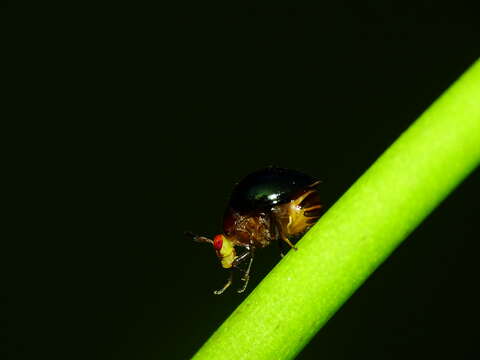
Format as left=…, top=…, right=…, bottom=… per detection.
left=213, top=270, right=233, bottom=295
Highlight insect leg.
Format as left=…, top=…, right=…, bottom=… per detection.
left=232, top=250, right=250, bottom=265
left=236, top=249, right=255, bottom=293
left=213, top=270, right=233, bottom=295
left=277, top=240, right=286, bottom=258
left=281, top=235, right=298, bottom=251
left=271, top=214, right=298, bottom=251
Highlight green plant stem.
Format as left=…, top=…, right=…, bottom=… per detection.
left=192, top=59, right=480, bottom=360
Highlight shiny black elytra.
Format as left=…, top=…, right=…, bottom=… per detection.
left=189, top=167, right=323, bottom=294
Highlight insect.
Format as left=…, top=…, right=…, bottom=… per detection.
left=188, top=167, right=323, bottom=295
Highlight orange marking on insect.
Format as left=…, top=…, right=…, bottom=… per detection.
left=303, top=204, right=323, bottom=212
left=294, top=189, right=316, bottom=205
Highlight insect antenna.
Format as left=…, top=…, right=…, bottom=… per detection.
left=185, top=231, right=213, bottom=244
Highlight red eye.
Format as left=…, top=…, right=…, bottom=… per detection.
left=213, top=234, right=223, bottom=251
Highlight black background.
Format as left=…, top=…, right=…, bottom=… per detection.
left=6, top=6, right=480, bottom=360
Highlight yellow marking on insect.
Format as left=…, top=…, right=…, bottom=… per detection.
left=217, top=235, right=237, bottom=268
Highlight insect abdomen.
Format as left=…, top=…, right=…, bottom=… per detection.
left=273, top=187, right=323, bottom=238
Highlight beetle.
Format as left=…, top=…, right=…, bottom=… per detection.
left=188, top=167, right=323, bottom=295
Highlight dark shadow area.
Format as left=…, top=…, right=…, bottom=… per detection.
left=5, top=6, right=479, bottom=360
